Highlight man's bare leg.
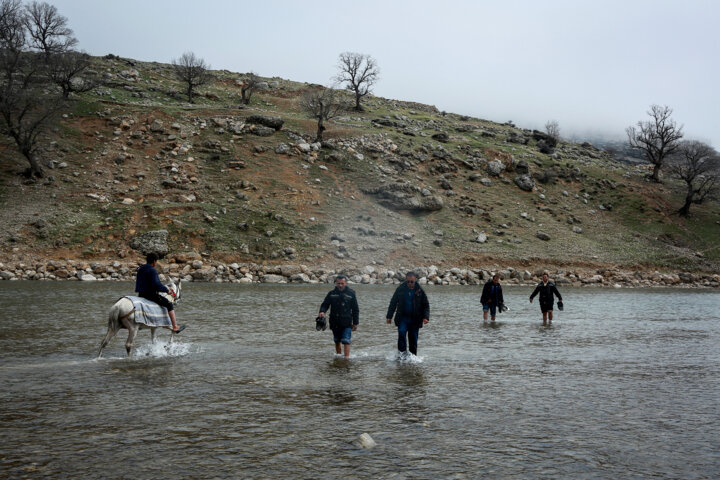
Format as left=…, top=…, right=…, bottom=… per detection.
left=335, top=343, right=342, bottom=355
left=542, top=311, right=548, bottom=326
left=343, top=344, right=350, bottom=358
left=169, top=311, right=179, bottom=331
left=548, top=310, right=553, bottom=325
left=483, top=310, right=488, bottom=324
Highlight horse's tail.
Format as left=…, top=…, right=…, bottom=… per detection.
left=98, top=303, right=121, bottom=358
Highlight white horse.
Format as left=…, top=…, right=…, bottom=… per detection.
left=97, top=280, right=182, bottom=358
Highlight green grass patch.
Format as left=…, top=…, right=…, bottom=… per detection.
left=71, top=99, right=103, bottom=117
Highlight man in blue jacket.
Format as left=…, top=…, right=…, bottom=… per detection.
left=386, top=271, right=430, bottom=356
left=135, top=253, right=182, bottom=333
left=480, top=273, right=504, bottom=324
left=318, top=275, right=359, bottom=358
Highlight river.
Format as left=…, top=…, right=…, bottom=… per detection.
left=0, top=282, right=718, bottom=479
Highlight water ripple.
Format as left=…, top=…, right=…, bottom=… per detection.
left=0, top=282, right=718, bottom=479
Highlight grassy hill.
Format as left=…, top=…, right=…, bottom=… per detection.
left=1, top=54, right=718, bottom=273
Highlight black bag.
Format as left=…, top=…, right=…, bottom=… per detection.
left=315, top=316, right=327, bottom=331
left=557, top=301, right=564, bottom=311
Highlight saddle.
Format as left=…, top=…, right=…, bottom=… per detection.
left=123, top=296, right=173, bottom=328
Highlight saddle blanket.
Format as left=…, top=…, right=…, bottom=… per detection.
left=124, top=296, right=172, bottom=328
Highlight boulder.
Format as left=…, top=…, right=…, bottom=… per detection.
left=290, top=273, right=311, bottom=283
left=261, top=274, right=286, bottom=283
left=275, top=143, right=290, bottom=154
left=192, top=267, right=216, bottom=282
left=149, top=119, right=164, bottom=133
left=362, top=182, right=443, bottom=212
left=515, top=160, right=529, bottom=174
left=0, top=271, right=16, bottom=280
left=487, top=160, right=505, bottom=176
left=129, top=230, right=169, bottom=257
left=432, top=132, right=449, bottom=143
left=249, top=125, right=275, bottom=137
left=246, top=115, right=284, bottom=131
left=279, top=264, right=303, bottom=277
left=536, top=232, right=551, bottom=241
left=514, top=175, right=535, bottom=192
left=537, top=140, right=553, bottom=154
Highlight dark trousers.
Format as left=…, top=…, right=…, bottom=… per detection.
left=138, top=292, right=174, bottom=312
left=397, top=317, right=419, bottom=355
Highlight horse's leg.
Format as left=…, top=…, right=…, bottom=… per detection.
left=98, top=326, right=116, bottom=358
left=125, top=324, right=138, bottom=357
left=150, top=327, right=157, bottom=344
left=120, top=314, right=137, bottom=357
left=98, top=304, right=122, bottom=358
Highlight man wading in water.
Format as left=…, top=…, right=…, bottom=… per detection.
left=529, top=272, right=563, bottom=326
left=480, top=273, right=504, bottom=324
left=386, top=271, right=430, bottom=357
left=318, top=275, right=359, bottom=358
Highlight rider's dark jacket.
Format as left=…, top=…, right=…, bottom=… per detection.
left=386, top=281, right=430, bottom=328
left=135, top=264, right=169, bottom=295
left=320, top=286, right=359, bottom=330
left=529, top=281, right=562, bottom=308
left=480, top=280, right=504, bottom=306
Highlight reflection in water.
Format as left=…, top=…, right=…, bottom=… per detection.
left=385, top=363, right=427, bottom=388
left=0, top=282, right=718, bottom=479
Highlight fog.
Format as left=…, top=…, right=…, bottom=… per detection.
left=52, top=0, right=720, bottom=147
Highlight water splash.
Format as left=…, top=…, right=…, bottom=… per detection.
left=385, top=351, right=424, bottom=363
left=133, top=340, right=193, bottom=358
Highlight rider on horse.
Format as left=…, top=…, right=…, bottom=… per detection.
left=136, top=253, right=183, bottom=333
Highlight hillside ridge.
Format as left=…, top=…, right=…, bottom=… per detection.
left=1, top=54, right=718, bottom=282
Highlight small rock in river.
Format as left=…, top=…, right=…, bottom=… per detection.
left=357, top=433, right=376, bottom=449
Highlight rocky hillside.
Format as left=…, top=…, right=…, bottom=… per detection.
left=1, top=54, right=718, bottom=279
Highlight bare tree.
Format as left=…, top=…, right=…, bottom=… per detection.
left=626, top=104, right=684, bottom=182
left=300, top=87, right=344, bottom=142
left=666, top=140, right=720, bottom=216
left=47, top=50, right=96, bottom=97
left=171, top=51, right=212, bottom=103
left=335, top=52, right=379, bottom=111
left=23, top=0, right=76, bottom=57
left=545, top=120, right=560, bottom=144
left=0, top=0, right=23, bottom=53
left=0, top=0, right=62, bottom=178
left=239, top=72, right=260, bottom=105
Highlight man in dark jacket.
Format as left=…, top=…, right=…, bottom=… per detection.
left=480, top=274, right=504, bottom=324
left=529, top=273, right=563, bottom=326
left=136, top=252, right=182, bottom=333
left=385, top=271, right=430, bottom=356
left=319, top=275, right=359, bottom=358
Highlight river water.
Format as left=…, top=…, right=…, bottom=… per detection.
left=0, top=282, right=718, bottom=479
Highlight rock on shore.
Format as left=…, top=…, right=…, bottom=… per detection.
left=0, top=260, right=718, bottom=288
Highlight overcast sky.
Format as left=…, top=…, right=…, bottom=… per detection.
left=52, top=0, right=719, bottom=147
